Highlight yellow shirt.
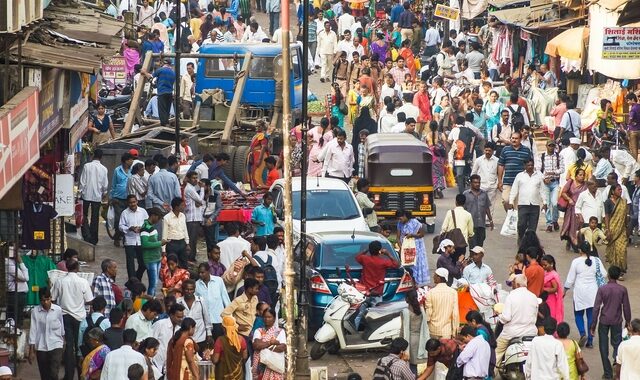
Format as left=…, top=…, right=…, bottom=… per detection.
left=189, top=17, right=203, bottom=41
left=425, top=283, right=459, bottom=338
left=579, top=226, right=607, bottom=250
left=566, top=163, right=592, bottom=181
left=221, top=293, right=258, bottom=337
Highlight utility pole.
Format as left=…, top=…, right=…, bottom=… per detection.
left=280, top=1, right=296, bottom=379
left=295, top=0, right=310, bottom=376
left=173, top=0, right=181, bottom=154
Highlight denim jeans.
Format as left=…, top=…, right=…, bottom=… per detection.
left=545, top=180, right=559, bottom=226
left=146, top=261, right=161, bottom=296
left=574, top=307, right=593, bottom=342
left=598, top=323, right=623, bottom=379
left=354, top=295, right=383, bottom=330
left=269, top=12, right=280, bottom=37
left=454, top=165, right=467, bottom=195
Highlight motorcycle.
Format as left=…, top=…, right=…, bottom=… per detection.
left=498, top=335, right=535, bottom=380
left=310, top=267, right=405, bottom=360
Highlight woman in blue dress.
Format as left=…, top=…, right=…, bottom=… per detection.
left=87, top=103, right=116, bottom=145
left=396, top=210, right=429, bottom=286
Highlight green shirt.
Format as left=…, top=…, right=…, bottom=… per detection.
left=140, top=220, right=162, bottom=264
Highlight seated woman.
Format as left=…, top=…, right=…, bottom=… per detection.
left=159, top=254, right=190, bottom=297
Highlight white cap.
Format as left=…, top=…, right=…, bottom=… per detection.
left=438, top=239, right=454, bottom=252
left=435, top=267, right=449, bottom=281
left=470, top=246, right=484, bottom=254
left=569, top=137, right=581, bottom=145
left=0, top=367, right=11, bottom=376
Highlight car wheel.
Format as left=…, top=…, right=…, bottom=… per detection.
left=326, top=339, right=340, bottom=355
left=310, top=342, right=327, bottom=360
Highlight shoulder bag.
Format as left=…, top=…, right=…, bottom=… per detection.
left=557, top=179, right=573, bottom=212
left=432, top=210, right=468, bottom=254
left=573, top=340, right=589, bottom=375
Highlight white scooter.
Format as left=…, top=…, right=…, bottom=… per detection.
left=310, top=268, right=405, bottom=360
left=498, top=335, right=535, bottom=380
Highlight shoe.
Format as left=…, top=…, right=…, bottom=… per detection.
left=586, top=342, right=593, bottom=349
left=578, top=335, right=587, bottom=348
left=315, top=65, right=320, bottom=69
left=553, top=222, right=559, bottom=231
left=546, top=225, right=553, bottom=232
left=320, top=77, right=325, bottom=83
left=113, top=239, right=121, bottom=248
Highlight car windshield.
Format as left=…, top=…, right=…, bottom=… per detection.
left=292, top=189, right=360, bottom=221
left=316, top=240, right=397, bottom=268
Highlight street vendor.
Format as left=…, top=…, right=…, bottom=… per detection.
left=208, top=153, right=248, bottom=197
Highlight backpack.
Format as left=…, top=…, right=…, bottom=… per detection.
left=254, top=255, right=279, bottom=305
left=372, top=357, right=396, bottom=380
left=80, top=315, right=107, bottom=357
left=540, top=152, right=560, bottom=173
left=424, top=51, right=445, bottom=81
left=508, top=105, right=526, bottom=131
left=456, top=126, right=476, bottom=161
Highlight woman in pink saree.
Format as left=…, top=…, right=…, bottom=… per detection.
left=541, top=254, right=564, bottom=323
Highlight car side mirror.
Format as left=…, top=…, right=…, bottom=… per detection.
left=363, top=207, right=373, bottom=216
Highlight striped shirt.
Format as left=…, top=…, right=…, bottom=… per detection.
left=498, top=145, right=532, bottom=186
left=534, top=151, right=564, bottom=180
left=376, top=354, right=414, bottom=380
left=308, top=20, right=317, bottom=43
left=184, top=183, right=204, bottom=223
left=425, top=283, right=459, bottom=338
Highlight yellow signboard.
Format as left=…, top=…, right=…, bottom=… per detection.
left=434, top=4, right=460, bottom=21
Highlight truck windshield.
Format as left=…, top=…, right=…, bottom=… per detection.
left=292, top=190, right=360, bottom=221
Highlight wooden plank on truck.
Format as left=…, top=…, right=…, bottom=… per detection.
left=221, top=52, right=252, bottom=145
left=122, top=51, right=153, bottom=136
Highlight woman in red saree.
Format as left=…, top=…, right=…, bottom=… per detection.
left=160, top=254, right=190, bottom=297
left=248, top=120, right=270, bottom=189
left=541, top=254, right=564, bottom=323
left=166, top=317, right=200, bottom=380
left=398, top=39, right=416, bottom=80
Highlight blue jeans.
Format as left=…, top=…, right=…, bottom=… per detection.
left=146, top=261, right=161, bottom=296
left=545, top=180, right=559, bottom=226
left=354, top=295, right=383, bottom=330
left=574, top=307, right=593, bottom=342
left=269, top=12, right=280, bottom=37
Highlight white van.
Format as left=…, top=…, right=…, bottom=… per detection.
left=269, top=177, right=370, bottom=241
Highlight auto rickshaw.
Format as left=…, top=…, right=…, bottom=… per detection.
left=364, top=134, right=435, bottom=219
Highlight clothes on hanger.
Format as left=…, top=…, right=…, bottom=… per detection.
left=22, top=254, right=57, bottom=305
left=22, top=201, right=58, bottom=250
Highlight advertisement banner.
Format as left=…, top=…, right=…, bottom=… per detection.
left=55, top=174, right=75, bottom=216
left=0, top=87, right=40, bottom=200
left=434, top=4, right=460, bottom=21
left=39, top=68, right=65, bottom=145
left=102, top=56, right=127, bottom=87
left=69, top=110, right=89, bottom=148
left=602, top=27, right=640, bottom=59
left=69, top=71, right=90, bottom=128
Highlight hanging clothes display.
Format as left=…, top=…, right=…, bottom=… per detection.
left=22, top=202, right=58, bottom=250
left=23, top=254, right=57, bottom=305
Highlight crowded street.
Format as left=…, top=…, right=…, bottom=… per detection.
left=2, top=0, right=640, bottom=380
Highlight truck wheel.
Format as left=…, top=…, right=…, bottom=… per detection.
left=233, top=145, right=251, bottom=184
left=222, top=146, right=237, bottom=181
left=309, top=342, right=327, bottom=360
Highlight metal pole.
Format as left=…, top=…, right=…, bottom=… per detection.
left=280, top=2, right=296, bottom=379
left=17, top=33, right=22, bottom=89
left=174, top=0, right=182, bottom=154
left=295, top=0, right=310, bottom=376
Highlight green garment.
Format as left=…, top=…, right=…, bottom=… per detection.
left=23, top=255, right=56, bottom=305
left=140, top=220, right=162, bottom=265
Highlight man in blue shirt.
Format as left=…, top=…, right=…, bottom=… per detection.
left=142, top=58, right=175, bottom=127
left=110, top=153, right=133, bottom=246
left=389, top=0, right=404, bottom=24
left=208, top=153, right=247, bottom=197
left=147, top=156, right=181, bottom=237
left=251, top=192, right=276, bottom=236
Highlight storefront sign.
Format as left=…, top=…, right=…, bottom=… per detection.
left=55, top=174, right=74, bottom=216
left=102, top=56, right=127, bottom=87
left=69, top=72, right=90, bottom=128
left=70, top=110, right=89, bottom=148
left=434, top=4, right=460, bottom=21
left=39, top=68, right=65, bottom=145
left=602, top=27, right=640, bottom=59
left=0, top=87, right=40, bottom=201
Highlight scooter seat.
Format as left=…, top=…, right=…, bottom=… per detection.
left=507, top=336, right=535, bottom=346
left=365, top=302, right=406, bottom=321
left=100, top=95, right=132, bottom=107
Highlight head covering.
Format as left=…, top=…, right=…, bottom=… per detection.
left=0, top=367, right=11, bottom=376
left=546, top=140, right=556, bottom=147
left=128, top=148, right=139, bottom=157
left=435, top=267, right=449, bottom=281
left=470, top=246, right=484, bottom=254
left=569, top=137, right=581, bottom=145
left=438, top=239, right=454, bottom=252
left=222, top=316, right=241, bottom=352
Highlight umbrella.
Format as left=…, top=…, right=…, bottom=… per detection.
left=544, top=26, right=589, bottom=60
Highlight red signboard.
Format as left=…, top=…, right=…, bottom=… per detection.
left=0, top=87, right=40, bottom=200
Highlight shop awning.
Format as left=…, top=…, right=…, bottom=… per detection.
left=490, top=6, right=585, bottom=28
left=618, top=0, right=640, bottom=25
left=12, top=40, right=118, bottom=74
left=544, top=26, right=589, bottom=59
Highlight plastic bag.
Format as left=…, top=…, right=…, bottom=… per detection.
left=500, top=209, right=518, bottom=237
left=260, top=347, right=285, bottom=374
left=107, top=205, right=115, bottom=231
left=445, top=165, right=456, bottom=188
left=401, top=237, right=417, bottom=266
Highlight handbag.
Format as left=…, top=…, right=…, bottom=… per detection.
left=595, top=258, right=606, bottom=287
left=573, top=340, right=590, bottom=375
left=432, top=210, right=468, bottom=254
left=338, top=100, right=348, bottom=115
left=557, top=179, right=573, bottom=212
left=259, top=345, right=285, bottom=374
left=500, top=209, right=518, bottom=237
left=400, top=237, right=417, bottom=266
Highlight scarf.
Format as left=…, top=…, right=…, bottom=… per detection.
left=222, top=316, right=241, bottom=352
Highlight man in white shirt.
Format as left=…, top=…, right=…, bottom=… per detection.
left=257, top=234, right=285, bottom=287
left=80, top=148, right=109, bottom=245
left=441, top=194, right=475, bottom=259
left=607, top=147, right=640, bottom=194
left=338, top=8, right=355, bottom=35
left=152, top=303, right=185, bottom=371
left=180, top=62, right=194, bottom=119
left=472, top=143, right=499, bottom=218
left=136, top=0, right=155, bottom=28
left=616, top=318, right=640, bottom=380
left=395, top=94, right=420, bottom=120
left=509, top=159, right=548, bottom=241
left=271, top=27, right=294, bottom=44
left=196, top=263, right=230, bottom=341
left=118, top=0, right=136, bottom=17
left=456, top=325, right=491, bottom=379
left=196, top=154, right=213, bottom=180
left=100, top=329, right=147, bottom=380
left=177, top=280, right=212, bottom=352
left=184, top=171, right=204, bottom=260
left=51, top=260, right=94, bottom=380
left=124, top=299, right=162, bottom=342
left=495, top=274, right=538, bottom=369
left=557, top=105, right=581, bottom=146
left=600, top=171, right=632, bottom=205
left=525, top=318, right=570, bottom=380
left=436, top=41, right=454, bottom=77
left=317, top=21, right=338, bottom=83
left=28, top=288, right=65, bottom=380
left=241, top=21, right=267, bottom=43
left=322, top=130, right=354, bottom=182
left=576, top=179, right=603, bottom=225
left=163, top=197, right=190, bottom=268
left=336, top=30, right=355, bottom=61
left=119, top=195, right=149, bottom=281
left=5, top=251, right=28, bottom=326
left=558, top=138, right=579, bottom=188
left=218, top=222, right=252, bottom=269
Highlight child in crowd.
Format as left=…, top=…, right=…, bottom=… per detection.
left=380, top=224, right=397, bottom=248
left=578, top=216, right=607, bottom=254
left=506, top=252, right=526, bottom=287
left=207, top=244, right=226, bottom=277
